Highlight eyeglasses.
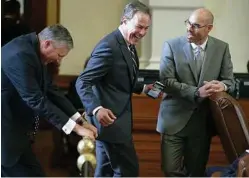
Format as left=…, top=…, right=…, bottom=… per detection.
left=184, top=20, right=212, bottom=30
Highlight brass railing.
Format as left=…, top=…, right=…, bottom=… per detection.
left=77, top=113, right=96, bottom=177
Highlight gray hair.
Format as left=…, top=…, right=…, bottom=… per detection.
left=120, top=1, right=151, bottom=24
left=38, top=24, right=74, bottom=49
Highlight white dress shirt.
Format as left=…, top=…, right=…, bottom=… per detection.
left=62, top=112, right=81, bottom=135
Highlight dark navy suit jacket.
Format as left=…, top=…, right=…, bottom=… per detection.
left=76, top=29, right=143, bottom=143
left=1, top=33, right=77, bottom=167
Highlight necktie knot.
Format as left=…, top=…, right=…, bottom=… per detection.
left=195, top=46, right=202, bottom=56
left=129, top=45, right=135, bottom=52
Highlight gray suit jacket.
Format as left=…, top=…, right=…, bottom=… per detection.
left=157, top=35, right=235, bottom=135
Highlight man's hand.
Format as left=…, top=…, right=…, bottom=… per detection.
left=143, top=84, right=154, bottom=94
left=96, top=108, right=116, bottom=127
left=144, top=84, right=164, bottom=98
left=73, top=124, right=96, bottom=140
left=205, top=80, right=226, bottom=92
left=198, top=80, right=226, bottom=98
left=198, top=82, right=215, bottom=98
left=83, top=123, right=98, bottom=138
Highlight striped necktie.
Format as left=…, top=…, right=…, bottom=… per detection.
left=194, top=46, right=204, bottom=79
left=128, top=45, right=138, bottom=76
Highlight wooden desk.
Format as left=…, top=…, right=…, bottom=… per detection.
left=131, top=94, right=249, bottom=177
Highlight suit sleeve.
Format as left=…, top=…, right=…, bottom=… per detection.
left=219, top=44, right=235, bottom=94
left=133, top=82, right=144, bottom=94
left=47, top=83, right=79, bottom=117
left=2, top=52, right=69, bottom=130
left=160, top=41, right=197, bottom=103
left=76, top=41, right=113, bottom=115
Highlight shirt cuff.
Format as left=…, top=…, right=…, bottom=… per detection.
left=62, top=119, right=76, bottom=135
left=93, top=106, right=103, bottom=115
left=221, top=82, right=228, bottom=91
left=142, top=84, right=146, bottom=93
left=70, top=112, right=81, bottom=122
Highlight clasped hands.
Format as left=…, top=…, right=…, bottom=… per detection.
left=198, top=80, right=226, bottom=98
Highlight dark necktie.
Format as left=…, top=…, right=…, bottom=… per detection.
left=128, top=45, right=138, bottom=76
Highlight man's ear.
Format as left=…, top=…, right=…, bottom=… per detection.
left=121, top=16, right=127, bottom=24
left=207, top=25, right=213, bottom=32
left=43, top=40, right=52, bottom=49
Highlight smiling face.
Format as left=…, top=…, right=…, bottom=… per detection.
left=186, top=8, right=213, bottom=45
left=122, top=11, right=151, bottom=45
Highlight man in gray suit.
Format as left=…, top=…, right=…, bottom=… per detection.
left=157, top=8, right=234, bottom=176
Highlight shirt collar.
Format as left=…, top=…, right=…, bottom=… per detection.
left=191, top=37, right=208, bottom=50
left=118, top=26, right=130, bottom=47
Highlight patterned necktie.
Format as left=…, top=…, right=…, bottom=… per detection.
left=128, top=45, right=138, bottom=77
left=194, top=46, right=204, bottom=79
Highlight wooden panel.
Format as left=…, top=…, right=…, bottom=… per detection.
left=24, top=0, right=47, bottom=32
left=132, top=94, right=161, bottom=131
left=54, top=75, right=77, bottom=90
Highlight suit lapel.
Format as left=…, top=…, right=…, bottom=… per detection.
left=198, top=37, right=215, bottom=86
left=183, top=43, right=198, bottom=84
left=114, top=29, right=134, bottom=83
left=42, top=66, right=48, bottom=92
left=120, top=45, right=134, bottom=82
left=30, top=33, right=46, bottom=92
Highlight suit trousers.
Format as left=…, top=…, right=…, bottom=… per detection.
left=161, top=108, right=212, bottom=177
left=94, top=139, right=139, bottom=177
left=1, top=144, right=45, bottom=177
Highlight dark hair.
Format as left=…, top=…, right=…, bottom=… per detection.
left=120, top=1, right=151, bottom=24
left=3, top=0, right=20, bottom=15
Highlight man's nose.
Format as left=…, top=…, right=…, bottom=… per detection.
left=186, top=25, right=192, bottom=31
left=187, top=26, right=194, bottom=33
left=140, top=29, right=147, bottom=37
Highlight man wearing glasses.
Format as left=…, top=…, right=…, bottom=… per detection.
left=157, top=8, right=234, bottom=176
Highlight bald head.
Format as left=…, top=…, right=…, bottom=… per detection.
left=190, top=8, right=214, bottom=25
left=186, top=8, right=214, bottom=45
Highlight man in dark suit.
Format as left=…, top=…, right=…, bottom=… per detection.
left=157, top=8, right=234, bottom=176
left=75, top=1, right=152, bottom=177
left=1, top=24, right=97, bottom=177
